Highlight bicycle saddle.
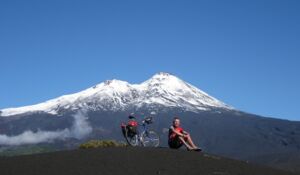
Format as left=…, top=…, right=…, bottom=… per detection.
left=128, top=115, right=136, bottom=119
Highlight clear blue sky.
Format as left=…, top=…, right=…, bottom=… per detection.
left=0, top=0, right=299, bottom=121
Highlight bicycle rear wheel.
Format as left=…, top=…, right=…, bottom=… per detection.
left=141, top=130, right=160, bottom=147
left=125, top=129, right=139, bottom=147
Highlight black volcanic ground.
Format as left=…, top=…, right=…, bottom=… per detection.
left=0, top=147, right=296, bottom=175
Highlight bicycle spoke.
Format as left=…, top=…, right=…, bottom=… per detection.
left=141, top=130, right=160, bottom=147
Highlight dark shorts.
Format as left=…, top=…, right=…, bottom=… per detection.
left=168, top=136, right=184, bottom=149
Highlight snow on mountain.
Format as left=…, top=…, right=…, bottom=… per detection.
left=0, top=72, right=233, bottom=117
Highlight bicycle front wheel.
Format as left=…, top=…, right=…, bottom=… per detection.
left=141, top=130, right=160, bottom=147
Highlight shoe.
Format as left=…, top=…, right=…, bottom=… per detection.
left=193, top=148, right=202, bottom=152
left=187, top=148, right=193, bottom=151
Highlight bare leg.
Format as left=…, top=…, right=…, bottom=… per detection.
left=178, top=137, right=194, bottom=150
left=185, top=134, right=198, bottom=149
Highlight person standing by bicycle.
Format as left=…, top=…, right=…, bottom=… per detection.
left=168, top=117, right=201, bottom=151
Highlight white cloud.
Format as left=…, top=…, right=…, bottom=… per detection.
left=0, top=110, right=92, bottom=146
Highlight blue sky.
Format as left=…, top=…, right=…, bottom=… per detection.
left=0, top=0, right=299, bottom=121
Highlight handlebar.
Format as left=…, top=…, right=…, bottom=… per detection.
left=142, top=117, right=153, bottom=124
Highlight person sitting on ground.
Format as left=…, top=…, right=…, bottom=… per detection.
left=168, top=117, right=201, bottom=151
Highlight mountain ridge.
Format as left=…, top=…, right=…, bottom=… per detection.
left=0, top=72, right=232, bottom=117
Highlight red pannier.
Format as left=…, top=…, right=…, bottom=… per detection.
left=121, top=120, right=138, bottom=137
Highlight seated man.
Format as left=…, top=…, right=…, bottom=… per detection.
left=168, top=117, right=201, bottom=151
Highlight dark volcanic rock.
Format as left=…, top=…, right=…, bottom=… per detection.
left=0, top=147, right=296, bottom=175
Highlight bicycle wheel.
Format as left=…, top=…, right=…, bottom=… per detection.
left=125, top=129, right=139, bottom=147
left=141, top=130, right=160, bottom=147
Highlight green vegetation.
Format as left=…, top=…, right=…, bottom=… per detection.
left=0, top=145, right=57, bottom=157
left=79, top=140, right=127, bottom=149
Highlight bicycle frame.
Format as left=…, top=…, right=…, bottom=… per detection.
left=137, top=122, right=150, bottom=146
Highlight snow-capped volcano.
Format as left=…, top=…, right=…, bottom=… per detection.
left=1, top=72, right=299, bottom=172
left=0, top=72, right=232, bottom=117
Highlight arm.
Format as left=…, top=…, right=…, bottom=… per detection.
left=182, top=130, right=189, bottom=135
left=170, top=126, right=185, bottom=137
